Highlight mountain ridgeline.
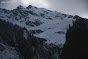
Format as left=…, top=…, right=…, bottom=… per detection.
left=61, top=16, right=88, bottom=59
left=0, top=5, right=75, bottom=45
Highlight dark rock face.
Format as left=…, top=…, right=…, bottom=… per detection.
left=0, top=19, right=61, bottom=59
left=61, top=17, right=88, bottom=59
left=26, top=5, right=32, bottom=9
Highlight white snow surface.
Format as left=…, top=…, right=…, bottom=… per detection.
left=0, top=5, right=76, bottom=45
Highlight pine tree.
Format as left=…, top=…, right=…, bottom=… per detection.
left=69, top=24, right=71, bottom=29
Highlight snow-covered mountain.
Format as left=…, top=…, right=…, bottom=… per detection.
left=0, top=5, right=76, bottom=45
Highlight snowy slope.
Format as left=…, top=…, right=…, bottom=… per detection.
left=30, top=17, right=75, bottom=44
left=0, top=5, right=76, bottom=45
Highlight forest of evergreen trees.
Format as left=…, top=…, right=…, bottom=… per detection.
left=61, top=17, right=88, bottom=59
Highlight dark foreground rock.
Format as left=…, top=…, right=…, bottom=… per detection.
left=61, top=17, right=88, bottom=59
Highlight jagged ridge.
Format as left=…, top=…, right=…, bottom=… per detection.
left=0, top=5, right=76, bottom=45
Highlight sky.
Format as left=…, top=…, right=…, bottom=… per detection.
left=0, top=0, right=88, bottom=18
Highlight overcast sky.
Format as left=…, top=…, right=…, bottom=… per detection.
left=0, top=0, right=88, bottom=18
